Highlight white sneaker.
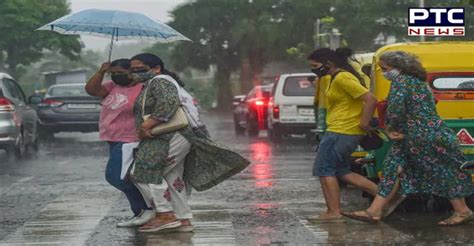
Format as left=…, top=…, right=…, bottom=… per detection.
left=131, top=210, right=156, bottom=226
left=117, top=215, right=140, bottom=227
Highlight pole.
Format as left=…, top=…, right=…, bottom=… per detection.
left=108, top=28, right=116, bottom=62
left=315, top=19, right=320, bottom=49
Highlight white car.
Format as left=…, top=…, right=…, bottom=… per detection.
left=267, top=73, right=316, bottom=141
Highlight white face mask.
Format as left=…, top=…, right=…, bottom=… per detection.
left=383, top=69, right=401, bottom=81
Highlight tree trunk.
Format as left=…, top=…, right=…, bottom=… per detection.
left=248, top=51, right=264, bottom=87
left=215, top=63, right=232, bottom=112
left=239, top=58, right=253, bottom=94
left=6, top=48, right=18, bottom=78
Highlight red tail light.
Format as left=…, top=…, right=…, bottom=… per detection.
left=255, top=100, right=264, bottom=106
left=0, top=97, right=15, bottom=111
left=38, top=99, right=64, bottom=108
left=272, top=106, right=279, bottom=119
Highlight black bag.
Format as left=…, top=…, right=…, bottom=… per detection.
left=359, top=130, right=384, bottom=150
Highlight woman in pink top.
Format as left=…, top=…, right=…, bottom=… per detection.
left=85, top=59, right=154, bottom=227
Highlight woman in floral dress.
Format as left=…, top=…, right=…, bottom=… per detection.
left=343, top=51, right=473, bottom=226
left=129, top=53, right=250, bottom=233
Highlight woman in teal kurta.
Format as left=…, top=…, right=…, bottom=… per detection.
left=344, top=51, right=473, bottom=226
left=129, top=53, right=250, bottom=233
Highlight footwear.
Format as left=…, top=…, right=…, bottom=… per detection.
left=131, top=210, right=156, bottom=227
left=382, top=195, right=406, bottom=218
left=307, top=214, right=346, bottom=223
left=138, top=219, right=182, bottom=232
left=438, top=211, right=474, bottom=226
left=166, top=224, right=195, bottom=232
left=117, top=216, right=140, bottom=227
left=342, top=210, right=381, bottom=223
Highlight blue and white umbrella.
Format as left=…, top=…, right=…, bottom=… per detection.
left=38, top=9, right=191, bottom=60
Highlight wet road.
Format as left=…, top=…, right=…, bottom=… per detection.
left=0, top=113, right=473, bottom=245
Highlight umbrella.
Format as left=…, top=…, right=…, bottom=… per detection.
left=37, top=9, right=191, bottom=61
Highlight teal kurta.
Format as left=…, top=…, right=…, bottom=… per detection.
left=132, top=77, right=250, bottom=189
left=378, top=74, right=473, bottom=199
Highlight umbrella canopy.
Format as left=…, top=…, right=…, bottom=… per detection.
left=38, top=9, right=191, bottom=60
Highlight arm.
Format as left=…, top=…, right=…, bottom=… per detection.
left=85, top=62, right=110, bottom=98
left=359, top=92, right=377, bottom=132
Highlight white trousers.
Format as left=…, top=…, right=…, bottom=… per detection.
left=134, top=132, right=193, bottom=219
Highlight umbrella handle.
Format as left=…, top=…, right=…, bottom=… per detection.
left=108, top=28, right=117, bottom=62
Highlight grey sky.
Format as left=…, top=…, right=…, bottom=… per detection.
left=68, top=0, right=187, bottom=51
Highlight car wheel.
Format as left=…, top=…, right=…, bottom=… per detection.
left=14, top=132, right=26, bottom=159
left=246, top=118, right=259, bottom=137
left=29, top=132, right=39, bottom=152
left=268, top=127, right=281, bottom=142
left=234, top=117, right=245, bottom=135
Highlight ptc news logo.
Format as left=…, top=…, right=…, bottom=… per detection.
left=408, top=7, right=465, bottom=36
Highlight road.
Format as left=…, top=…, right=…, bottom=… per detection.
left=0, top=113, right=473, bottom=245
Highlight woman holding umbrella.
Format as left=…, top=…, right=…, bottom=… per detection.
left=85, top=59, right=156, bottom=227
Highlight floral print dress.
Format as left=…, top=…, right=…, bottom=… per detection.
left=378, top=74, right=473, bottom=199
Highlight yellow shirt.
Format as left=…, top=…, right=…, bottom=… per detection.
left=326, top=71, right=368, bottom=135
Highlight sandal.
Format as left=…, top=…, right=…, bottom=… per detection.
left=438, top=211, right=474, bottom=226
left=341, top=210, right=381, bottom=224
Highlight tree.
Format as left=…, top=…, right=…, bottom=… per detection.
left=170, top=1, right=241, bottom=110
left=0, top=0, right=81, bottom=78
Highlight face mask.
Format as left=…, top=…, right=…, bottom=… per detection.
left=383, top=69, right=401, bottom=81
left=111, top=73, right=132, bottom=86
left=311, top=65, right=329, bottom=77
left=131, top=70, right=155, bottom=82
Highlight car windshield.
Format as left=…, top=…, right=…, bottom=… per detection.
left=283, top=76, right=315, bottom=96
left=432, top=77, right=474, bottom=90
left=47, top=84, right=90, bottom=97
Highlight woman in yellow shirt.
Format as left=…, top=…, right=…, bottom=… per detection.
left=308, top=48, right=378, bottom=222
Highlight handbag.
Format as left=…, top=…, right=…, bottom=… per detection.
left=141, top=80, right=189, bottom=136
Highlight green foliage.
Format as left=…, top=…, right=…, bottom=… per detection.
left=0, top=0, right=81, bottom=78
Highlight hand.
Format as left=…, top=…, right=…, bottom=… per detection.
left=141, top=118, right=159, bottom=130
left=359, top=121, right=374, bottom=132
left=387, top=130, right=404, bottom=141
left=99, top=62, right=111, bottom=74
left=138, top=127, right=153, bottom=139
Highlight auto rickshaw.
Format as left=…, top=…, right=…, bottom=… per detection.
left=362, top=41, right=474, bottom=208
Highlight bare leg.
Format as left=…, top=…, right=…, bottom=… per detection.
left=339, top=172, right=378, bottom=196
left=344, top=180, right=401, bottom=221
left=320, top=176, right=342, bottom=215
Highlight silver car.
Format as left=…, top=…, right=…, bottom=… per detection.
left=0, top=73, right=38, bottom=158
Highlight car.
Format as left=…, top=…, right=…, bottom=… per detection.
left=0, top=72, right=39, bottom=158
left=35, top=83, right=101, bottom=138
left=233, top=84, right=273, bottom=136
left=267, top=73, right=316, bottom=142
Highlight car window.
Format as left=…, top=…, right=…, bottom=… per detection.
left=47, top=84, right=90, bottom=97
left=3, top=78, right=25, bottom=102
left=432, top=77, right=474, bottom=90
left=282, top=76, right=315, bottom=96
left=247, top=89, right=256, bottom=99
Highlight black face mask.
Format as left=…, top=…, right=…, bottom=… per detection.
left=111, top=74, right=132, bottom=86
left=311, top=65, right=330, bottom=77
